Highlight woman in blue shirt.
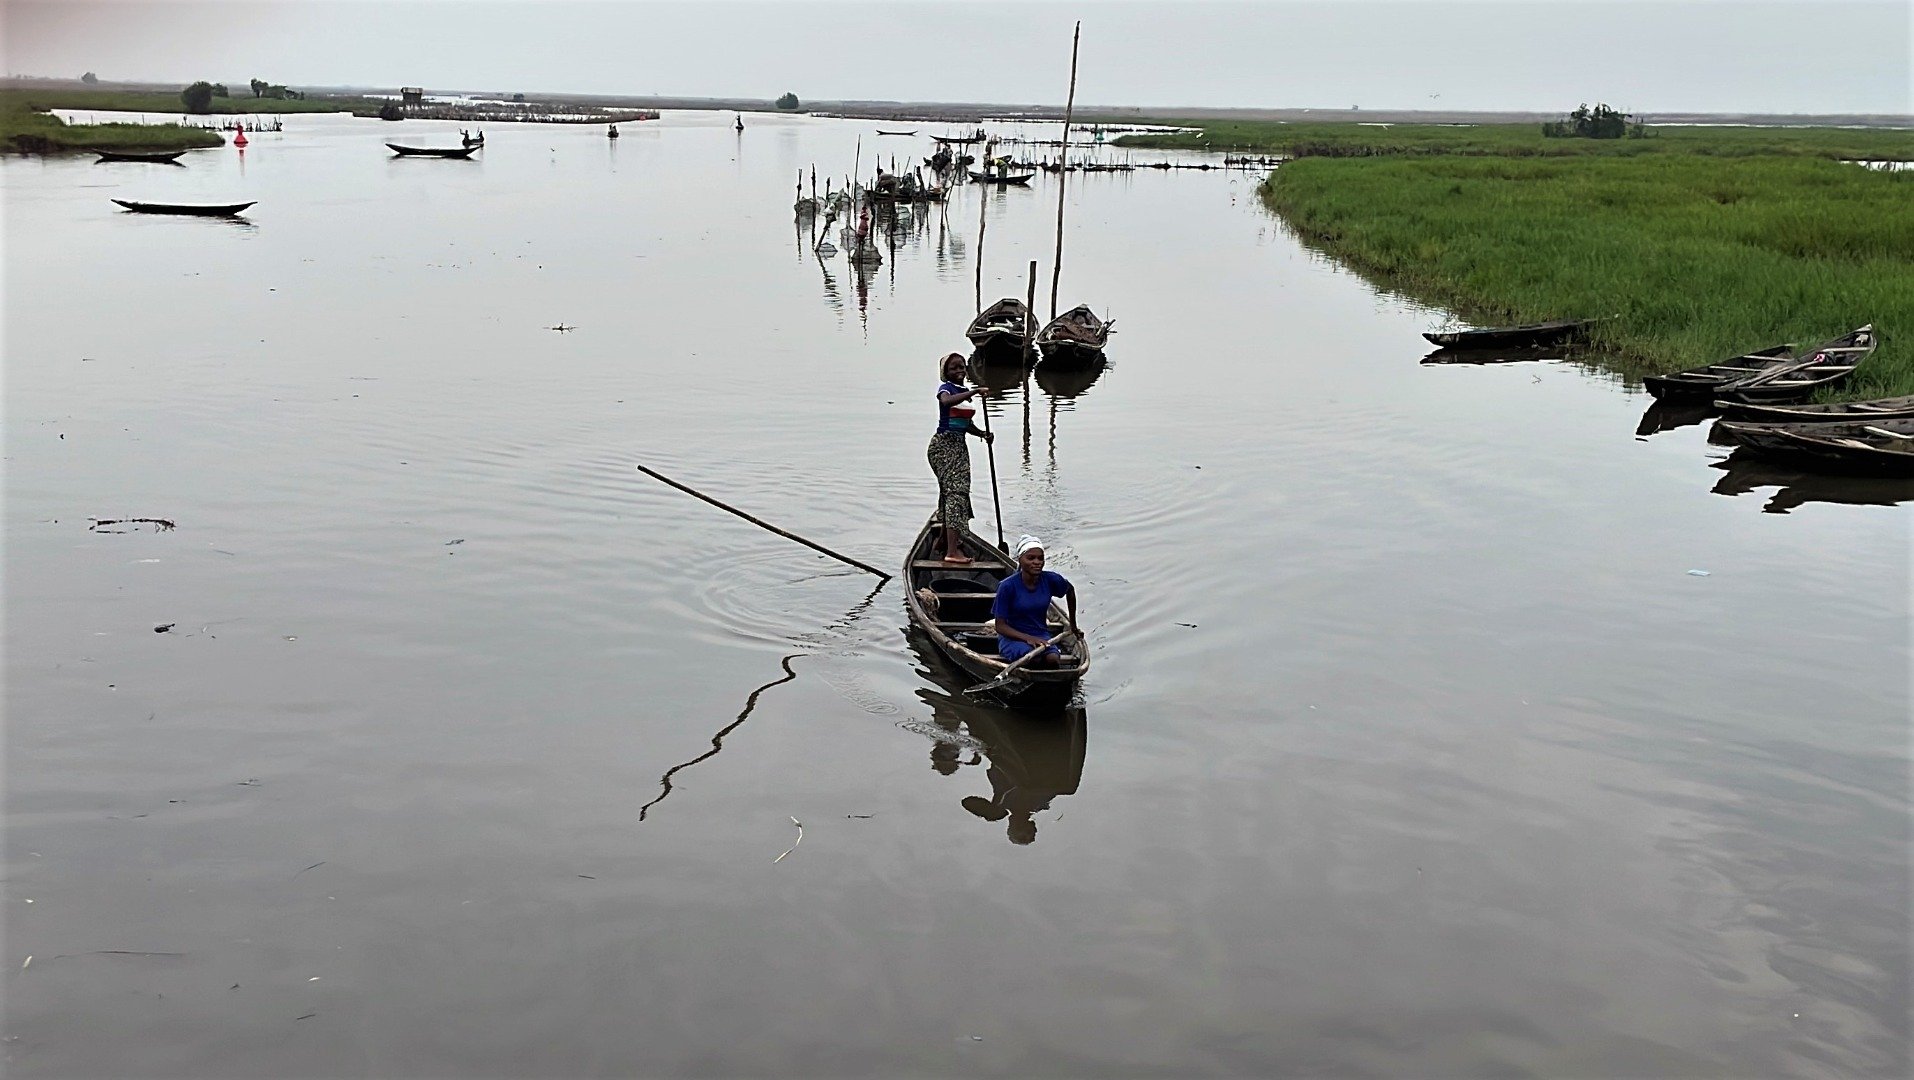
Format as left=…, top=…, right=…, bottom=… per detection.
left=929, top=352, right=994, bottom=563
left=993, top=536, right=1079, bottom=665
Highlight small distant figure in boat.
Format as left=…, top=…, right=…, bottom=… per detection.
left=992, top=536, right=1079, bottom=667
left=607, top=124, right=620, bottom=139
left=462, top=129, right=485, bottom=148
left=929, top=352, right=994, bottom=564
left=735, top=115, right=745, bottom=132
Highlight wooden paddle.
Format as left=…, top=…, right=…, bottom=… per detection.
left=966, top=629, right=1077, bottom=696
left=976, top=387, right=1006, bottom=553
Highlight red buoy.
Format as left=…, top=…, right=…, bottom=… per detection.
left=233, top=129, right=249, bottom=147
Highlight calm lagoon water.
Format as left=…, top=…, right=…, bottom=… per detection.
left=4, top=111, right=1907, bottom=1077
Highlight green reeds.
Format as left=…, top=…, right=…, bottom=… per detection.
left=1, top=96, right=223, bottom=153
left=1260, top=155, right=1914, bottom=394
left=1119, top=120, right=1914, bottom=162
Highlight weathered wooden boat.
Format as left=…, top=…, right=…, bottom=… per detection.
left=1035, top=305, right=1112, bottom=364
left=1713, top=416, right=1914, bottom=477
left=967, top=298, right=1037, bottom=357
left=386, top=143, right=479, bottom=159
left=970, top=170, right=1035, bottom=186
left=1714, top=393, right=1914, bottom=424
left=95, top=149, right=187, bottom=164
left=1422, top=318, right=1597, bottom=350
left=876, top=129, right=918, bottom=136
left=112, top=199, right=255, bottom=216
left=1714, top=326, right=1876, bottom=405
left=1642, top=343, right=1795, bottom=401
left=933, top=133, right=985, bottom=145
left=904, top=519, right=1088, bottom=701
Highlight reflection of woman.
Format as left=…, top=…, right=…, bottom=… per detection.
left=928, top=352, right=994, bottom=564
left=993, top=536, right=1078, bottom=664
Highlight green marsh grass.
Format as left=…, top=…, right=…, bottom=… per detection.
left=1, top=95, right=222, bottom=152
left=1119, top=120, right=1914, bottom=162
left=1260, top=155, right=1914, bottom=394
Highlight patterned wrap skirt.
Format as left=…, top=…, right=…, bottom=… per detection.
left=927, top=432, right=974, bottom=526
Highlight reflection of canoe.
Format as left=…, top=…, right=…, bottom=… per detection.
left=1711, top=452, right=1914, bottom=513
left=1715, top=393, right=1914, bottom=424
left=1034, top=356, right=1107, bottom=398
left=966, top=297, right=1036, bottom=357
left=1714, top=415, right=1914, bottom=476
left=1714, top=326, right=1875, bottom=405
left=1420, top=345, right=1558, bottom=365
left=386, top=143, right=479, bottom=158
left=1644, top=343, right=1794, bottom=401
left=1634, top=400, right=1713, bottom=437
left=95, top=150, right=186, bottom=164
left=1422, top=318, right=1596, bottom=349
left=1035, top=305, right=1111, bottom=365
left=903, top=519, right=1087, bottom=702
left=112, top=199, right=254, bottom=216
left=970, top=170, right=1035, bottom=186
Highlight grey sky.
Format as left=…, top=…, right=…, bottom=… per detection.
left=6, top=1, right=1909, bottom=114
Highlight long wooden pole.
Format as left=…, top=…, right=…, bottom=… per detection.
left=1023, top=259, right=1038, bottom=366
left=635, top=464, right=891, bottom=581
left=974, top=156, right=989, bottom=312
left=1049, top=21, right=1081, bottom=320
left=976, top=382, right=1005, bottom=552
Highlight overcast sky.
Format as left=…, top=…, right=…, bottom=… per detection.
left=6, top=1, right=1909, bottom=114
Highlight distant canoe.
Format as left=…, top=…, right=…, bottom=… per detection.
left=1035, top=305, right=1112, bottom=365
left=876, top=129, right=918, bottom=136
left=1643, top=343, right=1795, bottom=401
left=966, top=297, right=1037, bottom=357
left=970, top=170, right=1035, bottom=186
left=112, top=199, right=254, bottom=217
left=933, top=135, right=984, bottom=145
left=95, top=150, right=186, bottom=164
left=1422, top=318, right=1597, bottom=349
left=1713, top=325, right=1875, bottom=405
left=386, top=143, right=479, bottom=159
left=1715, top=393, right=1914, bottom=424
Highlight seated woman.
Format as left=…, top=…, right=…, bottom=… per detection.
left=993, top=536, right=1079, bottom=666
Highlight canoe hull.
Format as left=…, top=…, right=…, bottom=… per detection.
left=1422, top=319, right=1594, bottom=350
left=386, top=143, right=480, bottom=159
left=96, top=150, right=186, bottom=164
left=1714, top=394, right=1914, bottom=423
left=112, top=199, right=254, bottom=216
left=1714, top=327, right=1875, bottom=405
left=902, top=519, right=1087, bottom=703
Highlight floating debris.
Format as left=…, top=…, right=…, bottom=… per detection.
left=773, top=816, right=803, bottom=863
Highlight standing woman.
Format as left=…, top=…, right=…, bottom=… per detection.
left=929, top=352, right=994, bottom=564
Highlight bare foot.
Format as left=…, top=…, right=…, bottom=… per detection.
left=942, top=553, right=973, bottom=565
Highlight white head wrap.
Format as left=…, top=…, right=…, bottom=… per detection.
left=1014, top=535, right=1045, bottom=558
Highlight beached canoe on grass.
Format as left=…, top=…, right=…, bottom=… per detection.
left=1713, top=326, right=1876, bottom=406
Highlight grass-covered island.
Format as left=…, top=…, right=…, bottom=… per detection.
left=1123, top=120, right=1914, bottom=395
left=2, top=87, right=354, bottom=153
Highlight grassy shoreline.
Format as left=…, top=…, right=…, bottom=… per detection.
left=1117, top=120, right=1914, bottom=161
left=2, top=95, right=222, bottom=152
left=1259, top=154, right=1912, bottom=395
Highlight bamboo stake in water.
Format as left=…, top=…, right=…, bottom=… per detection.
left=1023, top=259, right=1038, bottom=366
left=634, top=464, right=891, bottom=581
left=1049, top=21, right=1082, bottom=320
left=974, top=156, right=989, bottom=312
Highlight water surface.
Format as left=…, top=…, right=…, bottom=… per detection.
left=5, top=111, right=1907, bottom=1077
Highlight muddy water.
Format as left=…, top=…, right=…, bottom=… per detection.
left=4, top=112, right=1907, bottom=1077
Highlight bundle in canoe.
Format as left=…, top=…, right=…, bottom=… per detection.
left=967, top=298, right=1037, bottom=358
left=1422, top=318, right=1596, bottom=350
left=1643, top=344, right=1795, bottom=401
left=1714, top=326, right=1875, bottom=405
left=1035, top=305, right=1112, bottom=365
left=1714, top=393, right=1914, bottom=424
left=95, top=150, right=186, bottom=164
left=904, top=519, right=1088, bottom=701
left=112, top=199, right=254, bottom=216
left=1715, top=416, right=1914, bottom=477
left=386, top=143, right=479, bottom=159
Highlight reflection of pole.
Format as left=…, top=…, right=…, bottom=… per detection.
left=1049, top=21, right=1081, bottom=320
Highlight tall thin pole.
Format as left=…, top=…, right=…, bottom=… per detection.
left=977, top=384, right=1005, bottom=552
left=974, top=164, right=988, bottom=312
left=1023, top=259, right=1038, bottom=366
left=1049, top=21, right=1081, bottom=320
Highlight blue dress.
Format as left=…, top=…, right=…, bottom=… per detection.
left=993, top=570, right=1073, bottom=660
